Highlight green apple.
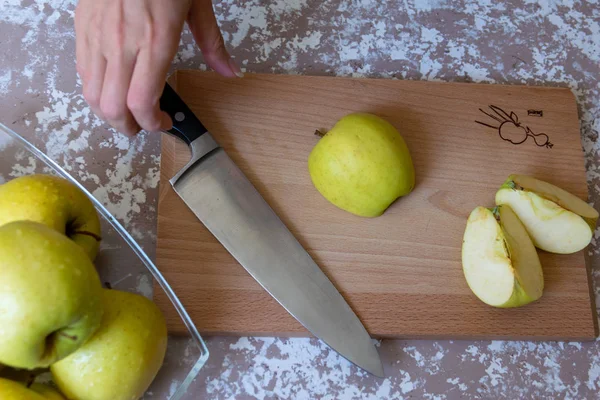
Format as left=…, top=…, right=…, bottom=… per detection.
left=0, top=369, right=64, bottom=400
left=0, top=174, right=102, bottom=260
left=0, top=378, right=65, bottom=399
left=308, top=112, right=415, bottom=217
left=462, top=205, right=544, bottom=308
left=51, top=289, right=168, bottom=400
left=495, top=174, right=598, bottom=254
left=29, top=383, right=66, bottom=400
left=0, top=221, right=104, bottom=370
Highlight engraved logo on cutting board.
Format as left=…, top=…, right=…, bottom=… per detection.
left=528, top=109, right=544, bottom=117
left=475, top=105, right=553, bottom=149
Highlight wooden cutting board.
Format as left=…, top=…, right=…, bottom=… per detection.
left=154, top=70, right=598, bottom=341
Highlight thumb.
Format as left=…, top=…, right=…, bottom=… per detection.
left=187, top=0, right=242, bottom=78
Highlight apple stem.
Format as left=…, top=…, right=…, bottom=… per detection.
left=26, top=375, right=35, bottom=388
left=72, top=230, right=102, bottom=242
left=58, top=332, right=78, bottom=341
left=508, top=181, right=524, bottom=191
left=492, top=206, right=500, bottom=220
left=314, top=130, right=326, bottom=138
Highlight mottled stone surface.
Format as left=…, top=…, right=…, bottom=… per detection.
left=1, top=0, right=600, bottom=398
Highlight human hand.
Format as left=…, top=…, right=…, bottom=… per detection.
left=75, top=0, right=241, bottom=135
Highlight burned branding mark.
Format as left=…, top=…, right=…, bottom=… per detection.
left=476, top=105, right=553, bottom=149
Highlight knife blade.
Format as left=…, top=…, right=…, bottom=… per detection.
left=159, top=82, right=384, bottom=377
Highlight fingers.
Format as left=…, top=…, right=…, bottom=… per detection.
left=125, top=6, right=186, bottom=133
left=78, top=0, right=108, bottom=122
left=127, top=45, right=175, bottom=133
left=99, top=52, right=140, bottom=135
left=74, top=2, right=90, bottom=83
left=76, top=0, right=105, bottom=120
left=84, top=44, right=107, bottom=121
left=76, top=0, right=187, bottom=135
left=96, top=0, right=141, bottom=136
left=187, top=0, right=242, bottom=78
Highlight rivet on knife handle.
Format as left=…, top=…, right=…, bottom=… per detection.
left=159, top=83, right=208, bottom=145
left=159, top=82, right=219, bottom=186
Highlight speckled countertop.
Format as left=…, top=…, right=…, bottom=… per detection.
left=1, top=0, right=600, bottom=398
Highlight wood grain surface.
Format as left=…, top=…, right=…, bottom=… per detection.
left=154, top=70, right=598, bottom=340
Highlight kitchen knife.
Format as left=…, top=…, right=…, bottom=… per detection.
left=159, top=82, right=384, bottom=377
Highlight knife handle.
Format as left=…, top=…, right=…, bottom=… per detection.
left=159, top=82, right=208, bottom=145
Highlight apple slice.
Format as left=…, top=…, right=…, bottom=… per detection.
left=462, top=206, right=544, bottom=308
left=495, top=174, right=598, bottom=254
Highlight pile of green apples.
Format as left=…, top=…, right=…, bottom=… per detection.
left=462, top=174, right=599, bottom=308
left=0, top=174, right=168, bottom=400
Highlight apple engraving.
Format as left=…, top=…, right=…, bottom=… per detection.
left=476, top=105, right=553, bottom=149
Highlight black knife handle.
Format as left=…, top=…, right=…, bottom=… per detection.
left=159, top=82, right=208, bottom=145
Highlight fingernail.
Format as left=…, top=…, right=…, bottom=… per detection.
left=228, top=58, right=244, bottom=78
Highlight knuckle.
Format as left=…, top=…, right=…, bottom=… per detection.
left=142, top=120, right=161, bottom=132
left=89, top=30, right=102, bottom=48
left=88, top=15, right=103, bottom=44
left=126, top=93, right=160, bottom=131
left=136, top=116, right=161, bottom=132
left=89, top=12, right=100, bottom=31
left=82, top=86, right=100, bottom=108
left=105, top=29, right=125, bottom=55
left=100, top=100, right=124, bottom=121
left=137, top=15, right=156, bottom=46
left=142, top=19, right=176, bottom=49
left=205, top=33, right=226, bottom=58
left=105, top=17, right=126, bottom=54
left=212, top=32, right=226, bottom=50
left=126, top=91, right=149, bottom=114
